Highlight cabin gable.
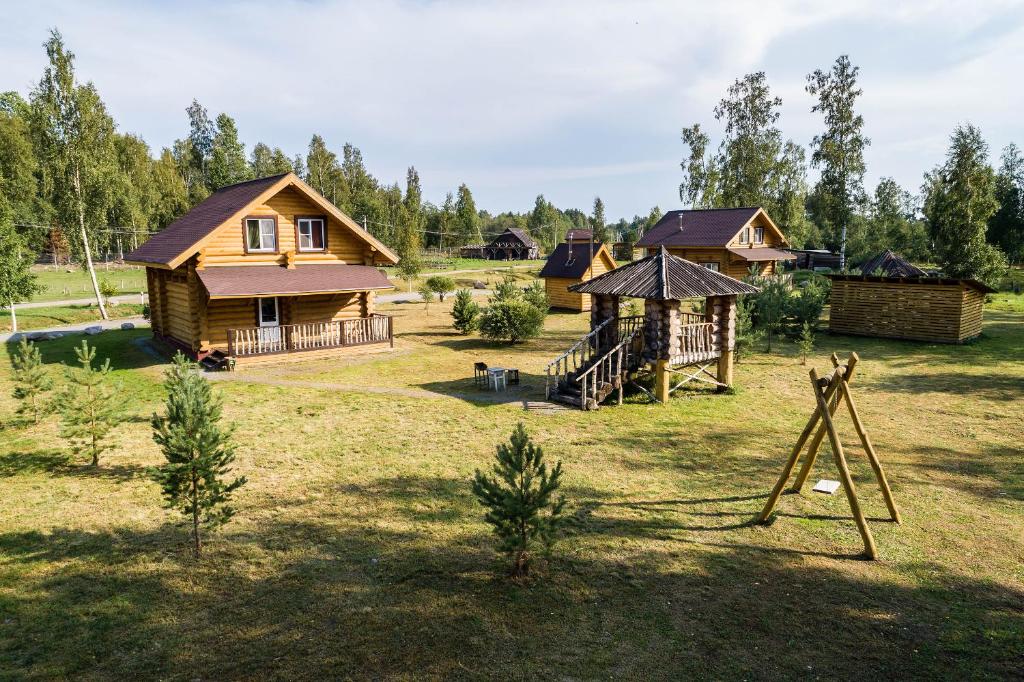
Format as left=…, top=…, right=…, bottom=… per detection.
left=199, top=186, right=376, bottom=267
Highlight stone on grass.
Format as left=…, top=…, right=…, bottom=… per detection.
left=473, top=280, right=487, bottom=290
left=120, top=322, right=135, bottom=330
left=84, top=325, right=103, bottom=335
left=45, top=332, right=64, bottom=340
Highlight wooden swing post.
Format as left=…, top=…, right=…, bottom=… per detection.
left=755, top=352, right=900, bottom=560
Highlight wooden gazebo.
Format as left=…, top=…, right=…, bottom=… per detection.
left=544, top=247, right=758, bottom=409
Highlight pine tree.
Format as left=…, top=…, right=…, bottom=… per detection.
left=454, top=183, right=481, bottom=245
left=754, top=277, right=791, bottom=352
left=989, top=144, right=1024, bottom=264
left=11, top=338, right=52, bottom=423
left=591, top=196, right=609, bottom=243
left=207, top=113, right=251, bottom=189
left=58, top=340, right=122, bottom=466
left=798, top=321, right=814, bottom=366
left=150, top=353, right=245, bottom=559
left=922, top=124, right=1007, bottom=285
left=451, top=288, right=480, bottom=334
left=472, top=423, right=565, bottom=578
left=806, top=55, right=870, bottom=269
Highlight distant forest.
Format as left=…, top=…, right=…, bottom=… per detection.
left=1, top=30, right=1021, bottom=281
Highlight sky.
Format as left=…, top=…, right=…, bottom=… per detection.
left=3, top=0, right=1024, bottom=221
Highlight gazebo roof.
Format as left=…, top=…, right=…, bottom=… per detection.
left=568, top=246, right=758, bottom=300
left=859, top=250, right=928, bottom=278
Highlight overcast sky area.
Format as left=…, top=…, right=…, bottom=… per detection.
left=4, top=0, right=1024, bottom=220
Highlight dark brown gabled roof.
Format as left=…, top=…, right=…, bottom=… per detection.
left=127, top=174, right=288, bottom=266
left=539, top=242, right=606, bottom=279
left=565, top=229, right=594, bottom=242
left=636, top=207, right=762, bottom=247
left=197, top=264, right=393, bottom=298
left=858, top=250, right=927, bottom=278
left=487, top=227, right=537, bottom=249
left=569, top=247, right=758, bottom=300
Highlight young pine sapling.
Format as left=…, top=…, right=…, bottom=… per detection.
left=798, top=321, right=815, bottom=366
left=451, top=289, right=480, bottom=334
left=472, top=423, right=566, bottom=579
left=11, top=338, right=52, bottom=423
left=58, top=340, right=122, bottom=466
left=150, top=353, right=246, bottom=559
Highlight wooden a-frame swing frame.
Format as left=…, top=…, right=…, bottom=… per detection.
left=756, top=352, right=901, bottom=560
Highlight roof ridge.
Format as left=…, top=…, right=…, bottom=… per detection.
left=213, top=172, right=291, bottom=193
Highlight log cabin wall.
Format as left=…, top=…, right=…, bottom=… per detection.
left=199, top=185, right=373, bottom=267
left=147, top=265, right=200, bottom=352
left=828, top=279, right=985, bottom=343
left=546, top=277, right=588, bottom=310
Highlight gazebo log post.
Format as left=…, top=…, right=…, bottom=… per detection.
left=715, top=295, right=736, bottom=391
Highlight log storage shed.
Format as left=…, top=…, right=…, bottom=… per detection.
left=826, top=274, right=993, bottom=343
left=539, top=232, right=617, bottom=311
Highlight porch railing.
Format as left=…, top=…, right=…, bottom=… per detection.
left=228, top=314, right=393, bottom=357
left=670, top=322, right=717, bottom=366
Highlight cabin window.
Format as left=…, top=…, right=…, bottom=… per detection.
left=297, top=217, right=326, bottom=251
left=754, top=227, right=764, bottom=244
left=701, top=262, right=720, bottom=272
left=258, top=297, right=279, bottom=326
left=246, top=217, right=277, bottom=252
left=739, top=227, right=750, bottom=244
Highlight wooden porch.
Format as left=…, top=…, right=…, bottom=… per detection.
left=224, top=314, right=393, bottom=367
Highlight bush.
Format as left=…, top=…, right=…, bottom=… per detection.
left=99, top=277, right=118, bottom=301
left=425, top=275, right=456, bottom=302
left=479, top=299, right=545, bottom=343
left=451, top=289, right=480, bottom=334
left=754, top=277, right=791, bottom=352
left=472, top=423, right=565, bottom=579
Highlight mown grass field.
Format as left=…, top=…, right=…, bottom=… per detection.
left=0, top=303, right=145, bottom=333
left=0, top=296, right=1021, bottom=679
left=27, top=265, right=148, bottom=303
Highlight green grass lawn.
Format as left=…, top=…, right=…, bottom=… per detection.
left=27, top=265, right=148, bottom=303
left=0, top=300, right=1021, bottom=679
left=0, top=303, right=145, bottom=333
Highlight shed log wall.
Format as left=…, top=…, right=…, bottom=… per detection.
left=828, top=279, right=984, bottom=343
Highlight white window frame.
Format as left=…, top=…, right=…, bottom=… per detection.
left=701, top=261, right=720, bottom=272
left=297, top=217, right=326, bottom=252
left=246, top=217, right=277, bottom=252
left=739, top=227, right=750, bottom=244
left=754, top=227, right=765, bottom=244
left=258, top=297, right=279, bottom=327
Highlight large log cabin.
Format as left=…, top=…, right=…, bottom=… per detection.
left=125, top=173, right=399, bottom=369
left=636, top=207, right=795, bottom=279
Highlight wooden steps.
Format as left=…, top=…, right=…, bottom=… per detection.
left=200, top=350, right=230, bottom=372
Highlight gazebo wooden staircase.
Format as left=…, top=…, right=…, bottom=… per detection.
left=544, top=247, right=759, bottom=410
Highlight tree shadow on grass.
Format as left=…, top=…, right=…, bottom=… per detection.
left=0, top=447, right=147, bottom=482
left=2, top=513, right=1021, bottom=679
left=1, top=329, right=164, bottom=372
left=865, top=371, right=1024, bottom=402
left=905, top=443, right=1024, bottom=501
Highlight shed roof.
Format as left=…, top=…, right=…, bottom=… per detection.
left=197, top=264, right=394, bottom=299
left=568, top=247, right=758, bottom=299
left=825, top=274, right=995, bottom=294
left=539, top=242, right=611, bottom=279
left=637, top=207, right=783, bottom=247
left=565, top=229, right=594, bottom=242
left=858, top=250, right=928, bottom=277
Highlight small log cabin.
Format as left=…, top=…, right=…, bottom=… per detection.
left=636, top=207, right=795, bottom=279
left=125, top=173, right=400, bottom=369
left=827, top=274, right=993, bottom=344
left=538, top=233, right=617, bottom=311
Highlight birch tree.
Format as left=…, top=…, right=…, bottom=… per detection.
left=30, top=30, right=115, bottom=319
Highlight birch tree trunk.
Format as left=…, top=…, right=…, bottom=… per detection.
left=9, top=300, right=16, bottom=333
left=74, top=166, right=108, bottom=320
